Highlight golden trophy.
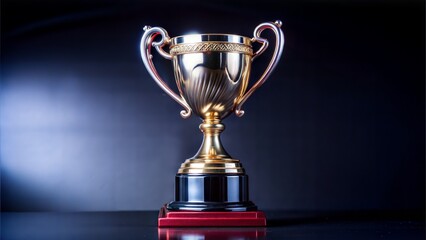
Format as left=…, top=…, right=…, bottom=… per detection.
left=140, top=20, right=284, bottom=227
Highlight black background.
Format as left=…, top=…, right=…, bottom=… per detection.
left=1, top=0, right=424, bottom=212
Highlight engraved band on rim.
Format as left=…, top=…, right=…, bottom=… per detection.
left=170, top=42, right=253, bottom=56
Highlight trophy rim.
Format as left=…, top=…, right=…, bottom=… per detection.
left=171, top=34, right=252, bottom=46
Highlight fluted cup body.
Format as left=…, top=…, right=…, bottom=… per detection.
left=170, top=34, right=253, bottom=120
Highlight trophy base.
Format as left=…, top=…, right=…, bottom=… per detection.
left=159, top=174, right=264, bottom=226
left=167, top=174, right=257, bottom=211
left=158, top=205, right=267, bottom=227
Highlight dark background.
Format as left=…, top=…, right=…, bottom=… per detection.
left=1, top=0, right=424, bottom=212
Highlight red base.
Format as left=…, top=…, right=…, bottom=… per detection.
left=158, top=206, right=267, bottom=227
left=158, top=228, right=267, bottom=239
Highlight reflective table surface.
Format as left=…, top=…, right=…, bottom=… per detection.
left=2, top=211, right=424, bottom=239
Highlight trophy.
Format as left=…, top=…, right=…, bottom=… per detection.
left=140, top=20, right=284, bottom=227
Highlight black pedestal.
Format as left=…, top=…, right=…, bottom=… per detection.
left=167, top=174, right=257, bottom=211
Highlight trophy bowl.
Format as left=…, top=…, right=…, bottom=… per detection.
left=171, top=34, right=252, bottom=120
left=140, top=21, right=284, bottom=224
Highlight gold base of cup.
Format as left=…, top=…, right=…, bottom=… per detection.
left=177, top=118, right=245, bottom=174
left=178, top=158, right=244, bottom=174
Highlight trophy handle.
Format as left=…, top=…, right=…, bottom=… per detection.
left=235, top=20, right=285, bottom=117
left=140, top=26, right=192, bottom=118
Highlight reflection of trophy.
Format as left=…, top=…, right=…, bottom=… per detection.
left=140, top=20, right=284, bottom=227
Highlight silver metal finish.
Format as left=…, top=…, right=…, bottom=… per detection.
left=171, top=34, right=252, bottom=45
left=234, top=20, right=285, bottom=117
left=140, top=21, right=285, bottom=174
left=140, top=26, right=192, bottom=118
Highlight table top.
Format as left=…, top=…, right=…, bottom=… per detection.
left=1, top=210, right=424, bottom=240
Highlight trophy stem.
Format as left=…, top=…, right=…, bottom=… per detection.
left=178, top=117, right=245, bottom=174
left=196, top=118, right=231, bottom=160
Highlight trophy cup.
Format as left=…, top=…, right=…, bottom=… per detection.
left=140, top=20, right=284, bottom=227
